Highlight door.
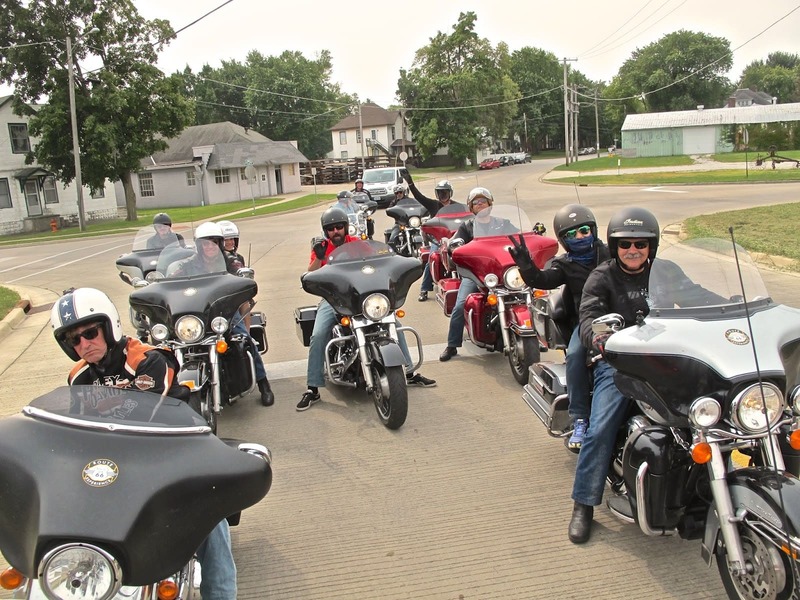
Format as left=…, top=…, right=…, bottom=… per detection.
left=274, top=167, right=283, bottom=195
left=24, top=180, right=42, bottom=216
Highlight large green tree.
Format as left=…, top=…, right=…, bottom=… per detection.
left=508, top=48, right=563, bottom=153
left=397, top=12, right=519, bottom=166
left=1, top=0, right=193, bottom=221
left=739, top=52, right=800, bottom=103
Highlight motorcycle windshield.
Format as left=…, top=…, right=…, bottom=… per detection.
left=301, top=240, right=423, bottom=314
left=0, top=386, right=272, bottom=584
left=386, top=197, right=429, bottom=224
left=155, top=239, right=227, bottom=278
left=421, top=203, right=473, bottom=243
left=130, top=225, right=193, bottom=252
left=116, top=227, right=194, bottom=282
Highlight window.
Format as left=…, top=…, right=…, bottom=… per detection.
left=339, top=131, right=347, bottom=145
left=370, top=129, right=377, bottom=140
left=9, top=124, right=31, bottom=154
left=341, top=151, right=348, bottom=159
left=391, top=126, right=396, bottom=140
left=214, top=169, right=230, bottom=184
left=240, top=167, right=248, bottom=181
left=43, top=176, right=60, bottom=204
left=138, top=172, right=155, bottom=197
left=289, top=164, right=295, bottom=175
left=90, top=185, right=104, bottom=199
left=0, top=179, right=11, bottom=208
left=186, top=170, right=196, bottom=186
left=356, top=130, right=361, bottom=143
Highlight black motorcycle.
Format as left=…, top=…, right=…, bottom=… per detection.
left=296, top=240, right=424, bottom=429
left=115, top=226, right=193, bottom=284
left=385, top=197, right=429, bottom=258
left=0, top=385, right=272, bottom=599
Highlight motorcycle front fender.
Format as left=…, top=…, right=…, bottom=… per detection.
left=372, top=339, right=407, bottom=368
left=178, top=358, right=210, bottom=390
left=506, top=303, right=535, bottom=335
left=701, top=467, right=800, bottom=565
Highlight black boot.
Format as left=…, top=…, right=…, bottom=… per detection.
left=568, top=502, right=593, bottom=544
left=258, top=378, right=274, bottom=407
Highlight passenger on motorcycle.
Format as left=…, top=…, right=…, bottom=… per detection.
left=439, top=187, right=519, bottom=362
left=217, top=220, right=275, bottom=407
left=146, top=212, right=185, bottom=250
left=508, top=204, right=610, bottom=449
left=50, top=287, right=238, bottom=600
left=297, top=207, right=436, bottom=411
left=400, top=169, right=468, bottom=302
left=168, top=221, right=228, bottom=277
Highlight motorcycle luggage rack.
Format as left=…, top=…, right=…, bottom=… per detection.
left=522, top=362, right=572, bottom=437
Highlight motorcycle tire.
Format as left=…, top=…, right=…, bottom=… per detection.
left=189, top=387, right=217, bottom=435
left=716, top=524, right=799, bottom=600
left=508, top=334, right=540, bottom=385
left=371, top=364, right=408, bottom=430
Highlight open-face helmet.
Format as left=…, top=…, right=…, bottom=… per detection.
left=51, top=287, right=123, bottom=361
left=194, top=222, right=224, bottom=252
left=606, top=207, right=660, bottom=260
left=434, top=180, right=454, bottom=202
left=321, top=206, right=348, bottom=232
left=466, top=187, right=493, bottom=209
left=153, top=212, right=172, bottom=227
left=393, top=184, right=406, bottom=195
left=553, top=204, right=597, bottom=249
left=217, top=220, right=240, bottom=250
left=337, top=190, right=353, bottom=201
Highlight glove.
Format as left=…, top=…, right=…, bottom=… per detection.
left=532, top=222, right=547, bottom=236
left=591, top=333, right=611, bottom=357
left=507, top=234, right=535, bottom=272
left=399, top=168, right=412, bottom=184
left=312, top=239, right=328, bottom=261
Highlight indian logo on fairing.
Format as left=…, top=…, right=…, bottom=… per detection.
left=134, top=374, right=156, bottom=390
left=82, top=459, right=119, bottom=487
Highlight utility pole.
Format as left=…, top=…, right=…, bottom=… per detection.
left=594, top=88, right=601, bottom=159
left=67, top=35, right=86, bottom=232
left=523, top=112, right=528, bottom=152
left=572, top=86, right=578, bottom=162
left=357, top=103, right=365, bottom=176
left=562, top=58, right=576, bottom=166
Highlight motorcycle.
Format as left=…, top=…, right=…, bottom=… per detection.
left=0, top=385, right=272, bottom=599
left=349, top=192, right=378, bottom=240
left=435, top=204, right=558, bottom=385
left=115, top=226, right=193, bottom=284
left=295, top=239, right=424, bottom=430
left=121, top=241, right=263, bottom=433
left=384, top=197, right=429, bottom=258
left=527, top=236, right=800, bottom=599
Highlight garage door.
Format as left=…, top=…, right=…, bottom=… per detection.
left=683, top=127, right=715, bottom=154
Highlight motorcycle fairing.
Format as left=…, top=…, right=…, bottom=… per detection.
left=386, top=198, right=428, bottom=225
left=129, top=273, right=257, bottom=328
left=452, top=232, right=557, bottom=281
left=0, top=388, right=271, bottom=585
left=301, top=240, right=423, bottom=315
left=420, top=204, right=473, bottom=244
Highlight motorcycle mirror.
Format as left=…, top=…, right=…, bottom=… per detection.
left=132, top=278, right=149, bottom=289
left=237, top=267, right=255, bottom=279
left=591, top=313, right=625, bottom=334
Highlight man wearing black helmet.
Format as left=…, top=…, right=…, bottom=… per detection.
left=508, top=204, right=609, bottom=450
left=146, top=212, right=185, bottom=250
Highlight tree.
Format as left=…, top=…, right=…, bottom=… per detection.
left=739, top=52, right=800, bottom=103
left=397, top=12, right=519, bottom=166
left=508, top=48, right=563, bottom=153
left=1, top=0, right=194, bottom=221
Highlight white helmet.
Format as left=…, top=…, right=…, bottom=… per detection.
left=393, top=184, right=406, bottom=195
left=195, top=222, right=224, bottom=241
left=51, top=288, right=123, bottom=361
left=217, top=220, right=239, bottom=240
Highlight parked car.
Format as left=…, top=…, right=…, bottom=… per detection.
left=479, top=158, right=501, bottom=170
left=512, top=152, right=530, bottom=164
left=578, top=147, right=595, bottom=156
left=499, top=155, right=513, bottom=166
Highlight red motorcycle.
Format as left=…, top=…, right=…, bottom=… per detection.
left=424, top=204, right=558, bottom=384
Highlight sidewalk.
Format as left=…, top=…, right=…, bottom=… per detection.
left=543, top=158, right=752, bottom=180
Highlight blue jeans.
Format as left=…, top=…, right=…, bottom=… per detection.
left=566, top=327, right=591, bottom=421
left=447, top=278, right=478, bottom=348
left=232, top=320, right=266, bottom=381
left=420, top=241, right=439, bottom=293
left=571, top=360, right=631, bottom=506
left=196, top=520, right=237, bottom=600
left=306, top=299, right=413, bottom=388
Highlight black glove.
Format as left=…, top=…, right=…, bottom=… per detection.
left=591, top=333, right=611, bottom=357
left=507, top=234, right=535, bottom=272
left=312, top=239, right=328, bottom=261
left=399, top=168, right=412, bottom=184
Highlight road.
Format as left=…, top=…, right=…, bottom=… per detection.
left=1, top=159, right=799, bottom=598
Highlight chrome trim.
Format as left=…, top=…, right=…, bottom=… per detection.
left=238, top=442, right=272, bottom=466
left=635, top=462, right=677, bottom=537
left=22, top=406, right=211, bottom=435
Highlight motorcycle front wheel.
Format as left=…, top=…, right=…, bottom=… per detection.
left=189, top=387, right=217, bottom=435
left=370, top=364, right=408, bottom=430
left=716, top=524, right=799, bottom=600
left=508, top=333, right=540, bottom=385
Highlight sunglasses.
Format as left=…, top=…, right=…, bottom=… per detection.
left=64, top=323, right=102, bottom=347
left=564, top=225, right=592, bottom=239
left=617, top=240, right=650, bottom=250
left=470, top=198, right=489, bottom=207
left=325, top=224, right=345, bottom=233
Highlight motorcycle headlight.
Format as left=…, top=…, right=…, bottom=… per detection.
left=409, top=216, right=421, bottom=228
left=503, top=266, right=526, bottom=291
left=39, top=544, right=122, bottom=600
left=151, top=323, right=169, bottom=341
left=484, top=273, right=499, bottom=288
left=348, top=224, right=356, bottom=235
left=211, top=316, right=229, bottom=334
left=363, top=293, right=390, bottom=321
left=731, top=383, right=784, bottom=433
left=175, top=315, right=204, bottom=343
left=689, top=397, right=722, bottom=428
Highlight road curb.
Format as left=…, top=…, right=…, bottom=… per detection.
left=0, top=297, right=32, bottom=342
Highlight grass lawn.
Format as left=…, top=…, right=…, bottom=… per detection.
left=0, top=287, right=20, bottom=321
left=553, top=155, right=694, bottom=172
left=553, top=169, right=800, bottom=185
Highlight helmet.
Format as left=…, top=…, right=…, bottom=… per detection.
left=194, top=222, right=224, bottom=252
left=153, top=212, right=172, bottom=227
left=321, top=206, right=348, bottom=231
left=553, top=204, right=597, bottom=246
left=337, top=190, right=353, bottom=201
left=51, top=288, right=123, bottom=362
left=467, top=187, right=493, bottom=208
left=354, top=178, right=364, bottom=185
left=434, top=180, right=453, bottom=201
left=606, top=207, right=660, bottom=260
left=393, top=184, right=406, bottom=195
left=217, top=220, right=239, bottom=239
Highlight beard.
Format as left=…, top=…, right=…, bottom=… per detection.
left=330, top=232, right=346, bottom=246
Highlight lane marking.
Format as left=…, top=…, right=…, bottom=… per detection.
left=6, top=242, right=131, bottom=283
left=0, top=238, right=130, bottom=274
left=642, top=187, right=688, bottom=194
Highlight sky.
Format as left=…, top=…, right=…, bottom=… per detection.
left=3, top=0, right=800, bottom=106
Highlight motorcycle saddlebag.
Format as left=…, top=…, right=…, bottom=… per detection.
left=295, top=306, right=317, bottom=347
left=436, top=278, right=461, bottom=316
left=220, top=338, right=255, bottom=401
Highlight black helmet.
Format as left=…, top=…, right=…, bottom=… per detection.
left=321, top=206, right=348, bottom=231
left=553, top=204, right=597, bottom=248
left=434, top=179, right=453, bottom=201
left=337, top=190, right=353, bottom=201
left=606, top=207, right=660, bottom=260
left=153, top=212, right=172, bottom=227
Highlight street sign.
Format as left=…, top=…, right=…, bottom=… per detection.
left=244, top=165, right=257, bottom=182
left=399, top=151, right=408, bottom=163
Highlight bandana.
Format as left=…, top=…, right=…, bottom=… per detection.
left=565, top=234, right=595, bottom=265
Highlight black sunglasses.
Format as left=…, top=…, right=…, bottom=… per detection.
left=617, top=240, right=650, bottom=249
left=64, top=323, right=103, bottom=347
left=325, top=224, right=345, bottom=233
left=564, top=225, right=592, bottom=239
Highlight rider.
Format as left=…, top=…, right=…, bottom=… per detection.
left=51, top=287, right=238, bottom=599
left=146, top=212, right=185, bottom=250
left=351, top=178, right=373, bottom=201
left=333, top=190, right=360, bottom=215
left=400, top=170, right=467, bottom=301
left=439, top=187, right=518, bottom=362
left=297, top=207, right=436, bottom=411
left=508, top=204, right=609, bottom=450
left=385, top=184, right=418, bottom=253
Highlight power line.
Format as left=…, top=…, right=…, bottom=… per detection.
left=171, top=0, right=236, bottom=38
left=578, top=0, right=657, bottom=57
left=199, top=76, right=353, bottom=106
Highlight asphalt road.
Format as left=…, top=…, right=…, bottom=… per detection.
left=1, top=160, right=800, bottom=598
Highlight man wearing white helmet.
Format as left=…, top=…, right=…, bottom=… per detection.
left=51, top=287, right=238, bottom=599
left=168, top=222, right=228, bottom=277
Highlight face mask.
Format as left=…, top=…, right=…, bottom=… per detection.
left=565, top=234, right=594, bottom=256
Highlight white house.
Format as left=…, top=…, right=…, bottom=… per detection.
left=0, top=95, right=118, bottom=235
left=115, top=121, right=309, bottom=209
left=329, top=103, right=414, bottom=160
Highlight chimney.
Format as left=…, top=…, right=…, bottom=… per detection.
left=773, top=97, right=777, bottom=105
left=697, top=105, right=704, bottom=111
left=728, top=97, right=735, bottom=108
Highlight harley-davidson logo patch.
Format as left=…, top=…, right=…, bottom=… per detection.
left=82, top=459, right=119, bottom=487
left=725, top=329, right=750, bottom=345
left=134, top=374, right=156, bottom=390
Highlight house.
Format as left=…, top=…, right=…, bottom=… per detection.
left=726, top=89, right=776, bottom=108
left=620, top=102, right=800, bottom=157
left=0, top=95, right=118, bottom=235
left=115, top=121, right=309, bottom=209
left=330, top=103, right=414, bottom=160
